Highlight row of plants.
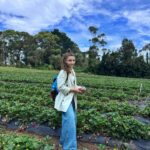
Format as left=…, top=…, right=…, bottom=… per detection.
left=0, top=112, right=149, bottom=141
left=0, top=100, right=149, bottom=140
left=0, top=93, right=149, bottom=118
left=0, top=133, right=54, bottom=150
left=0, top=80, right=148, bottom=102
left=77, top=112, right=150, bottom=140
left=140, top=103, right=150, bottom=117
left=0, top=101, right=59, bottom=125
left=1, top=66, right=150, bottom=95
left=0, top=92, right=51, bottom=106
left=0, top=67, right=54, bottom=84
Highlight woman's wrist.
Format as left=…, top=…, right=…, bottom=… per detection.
left=70, top=87, right=75, bottom=93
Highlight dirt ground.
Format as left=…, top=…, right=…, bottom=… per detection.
left=50, top=136, right=114, bottom=150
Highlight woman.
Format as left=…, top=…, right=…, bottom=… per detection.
left=54, top=50, right=86, bottom=150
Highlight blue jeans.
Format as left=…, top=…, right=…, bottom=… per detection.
left=60, top=97, right=77, bottom=150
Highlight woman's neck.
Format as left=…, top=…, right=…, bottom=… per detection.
left=68, top=67, right=73, bottom=71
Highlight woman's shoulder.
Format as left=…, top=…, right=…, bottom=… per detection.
left=59, top=69, right=75, bottom=75
left=59, top=69, right=66, bottom=73
left=58, top=69, right=67, bottom=76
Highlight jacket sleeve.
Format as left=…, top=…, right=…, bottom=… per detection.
left=57, top=70, right=70, bottom=95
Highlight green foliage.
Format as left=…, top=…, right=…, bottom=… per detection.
left=0, top=134, right=54, bottom=150
left=51, top=29, right=80, bottom=54
left=49, top=54, right=61, bottom=69
left=98, top=39, right=150, bottom=78
left=88, top=26, right=107, bottom=59
left=141, top=103, right=150, bottom=117
left=98, top=144, right=106, bottom=150
left=0, top=29, right=81, bottom=69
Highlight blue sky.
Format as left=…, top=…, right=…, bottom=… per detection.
left=0, top=0, right=150, bottom=52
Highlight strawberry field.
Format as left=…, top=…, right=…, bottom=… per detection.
left=0, top=66, right=150, bottom=146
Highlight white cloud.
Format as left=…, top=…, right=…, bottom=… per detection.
left=0, top=0, right=85, bottom=34
left=0, top=0, right=149, bottom=51
left=108, top=43, right=121, bottom=51
left=123, top=10, right=150, bottom=26
left=105, top=35, right=122, bottom=50
left=122, top=9, right=150, bottom=36
left=140, top=40, right=150, bottom=49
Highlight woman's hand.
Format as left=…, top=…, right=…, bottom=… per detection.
left=79, top=87, right=86, bottom=93
left=70, top=87, right=84, bottom=94
left=78, top=86, right=86, bottom=93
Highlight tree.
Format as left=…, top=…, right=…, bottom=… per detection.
left=51, top=29, right=80, bottom=54
left=142, top=43, right=150, bottom=64
left=0, top=30, right=35, bottom=66
left=49, top=54, right=61, bottom=69
left=119, top=38, right=137, bottom=63
left=98, top=39, right=150, bottom=78
left=88, top=26, right=107, bottom=73
left=142, top=43, right=150, bottom=50
left=88, top=26, right=107, bottom=56
left=98, top=51, right=121, bottom=75
left=34, top=31, right=61, bottom=64
left=89, top=26, right=98, bottom=35
left=0, top=29, right=82, bottom=68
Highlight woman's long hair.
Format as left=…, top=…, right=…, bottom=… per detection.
left=61, top=49, right=75, bottom=74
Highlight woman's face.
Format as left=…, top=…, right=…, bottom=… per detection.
left=66, top=56, right=76, bottom=69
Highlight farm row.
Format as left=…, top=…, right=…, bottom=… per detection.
left=0, top=67, right=150, bottom=141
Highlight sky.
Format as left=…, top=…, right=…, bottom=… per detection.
left=0, top=0, right=150, bottom=52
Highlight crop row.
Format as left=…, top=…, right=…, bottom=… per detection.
left=0, top=80, right=149, bottom=102
left=0, top=132, right=54, bottom=150
left=0, top=100, right=150, bottom=140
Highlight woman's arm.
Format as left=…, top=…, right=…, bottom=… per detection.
left=57, top=70, right=82, bottom=95
left=70, top=87, right=82, bottom=93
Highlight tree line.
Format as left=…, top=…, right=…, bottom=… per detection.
left=87, top=26, right=150, bottom=78
left=0, top=27, right=150, bottom=78
left=0, top=29, right=84, bottom=69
